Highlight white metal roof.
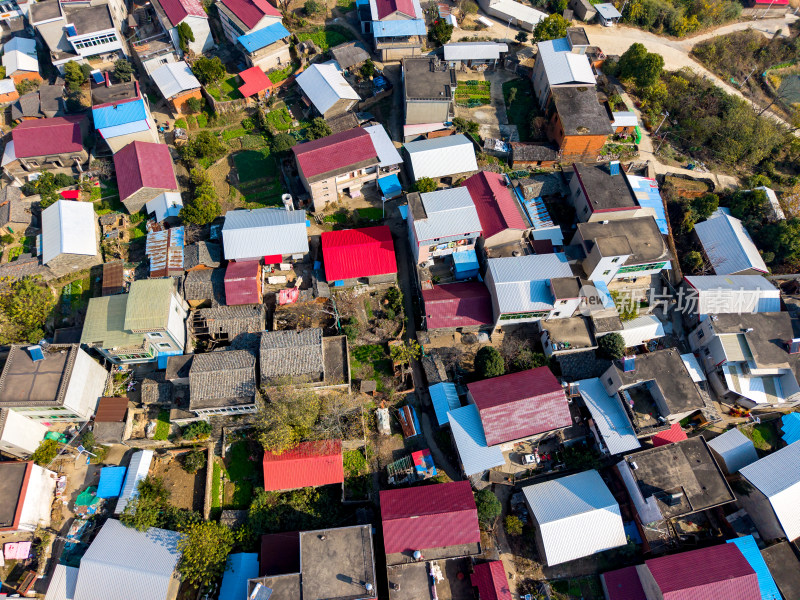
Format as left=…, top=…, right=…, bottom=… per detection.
left=1, top=140, right=15, bottom=166
left=755, top=186, right=786, bottom=220
left=3, top=48, right=39, bottom=75
left=695, top=209, right=768, bottom=275
left=522, top=470, right=627, bottom=566
left=486, top=253, right=571, bottom=314
left=146, top=191, right=183, bottom=222
left=740, top=441, right=800, bottom=541
left=684, top=275, right=780, bottom=315
left=222, top=207, right=309, bottom=260
left=115, top=450, right=154, bottom=514
left=443, top=42, right=508, bottom=61
left=577, top=377, right=640, bottom=455
left=0, top=79, right=16, bottom=95
left=41, top=200, right=97, bottom=265
left=404, top=134, right=478, bottom=180
left=44, top=564, right=78, bottom=600
left=487, top=0, right=546, bottom=25
left=413, top=187, right=482, bottom=242
left=296, top=62, right=359, bottom=115
left=680, top=352, right=706, bottom=382
left=611, top=111, right=637, bottom=128
left=363, top=124, right=402, bottom=168
left=619, top=314, right=665, bottom=348
left=537, top=38, right=595, bottom=86
left=151, top=61, right=201, bottom=99
left=595, top=2, right=621, bottom=17
left=448, top=404, right=505, bottom=476
left=707, top=428, right=758, bottom=473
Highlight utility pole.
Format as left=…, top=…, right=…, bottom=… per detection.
left=652, top=111, right=669, bottom=137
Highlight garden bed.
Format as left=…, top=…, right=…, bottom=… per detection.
left=350, top=344, right=393, bottom=392
left=455, top=80, right=491, bottom=107
left=502, top=78, right=543, bottom=142
left=296, top=25, right=354, bottom=51
left=206, top=74, right=244, bottom=102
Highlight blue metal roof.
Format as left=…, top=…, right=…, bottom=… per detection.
left=237, top=22, right=291, bottom=53
left=727, top=536, right=781, bottom=600
left=378, top=173, right=402, bottom=198
left=453, top=249, right=479, bottom=280
left=93, top=98, right=147, bottom=130
left=448, top=404, right=504, bottom=476
left=593, top=280, right=616, bottom=309
left=219, top=553, right=260, bottom=600
left=782, top=412, right=800, bottom=445
left=627, top=174, right=669, bottom=235
left=372, top=19, right=426, bottom=37
left=97, top=466, right=127, bottom=499
left=430, top=382, right=460, bottom=426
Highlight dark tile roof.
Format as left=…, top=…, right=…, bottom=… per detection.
left=259, top=329, right=324, bottom=381
left=551, top=85, right=613, bottom=137
left=324, top=111, right=359, bottom=134
left=189, top=350, right=257, bottom=409
left=330, top=41, right=370, bottom=69
left=165, top=354, right=193, bottom=380
left=12, top=91, right=42, bottom=120
left=510, top=142, right=559, bottom=163
left=141, top=376, right=173, bottom=404
left=513, top=173, right=567, bottom=199
left=0, top=186, right=28, bottom=227
left=183, top=268, right=225, bottom=305
left=184, top=242, right=221, bottom=269
left=195, top=304, right=266, bottom=339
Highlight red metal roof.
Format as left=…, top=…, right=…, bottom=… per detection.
left=422, top=282, right=493, bottom=330
left=471, top=561, right=512, bottom=600
left=374, top=0, right=416, bottom=18
left=224, top=260, right=261, bottom=305
left=238, top=66, right=273, bottom=98
left=158, top=0, right=206, bottom=26
left=461, top=171, right=526, bottom=241
left=60, top=189, right=80, bottom=200
left=321, top=226, right=397, bottom=281
left=602, top=566, right=647, bottom=600
left=220, top=0, right=280, bottom=28
left=651, top=423, right=688, bottom=447
left=380, top=480, right=480, bottom=555
left=114, top=141, right=178, bottom=203
left=292, top=128, right=377, bottom=180
left=467, top=367, right=571, bottom=446
left=646, top=544, right=760, bottom=600
left=94, top=397, right=129, bottom=422
left=12, top=116, right=85, bottom=159
left=262, top=440, right=344, bottom=492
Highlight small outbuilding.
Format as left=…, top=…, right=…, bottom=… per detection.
left=224, top=261, right=262, bottom=305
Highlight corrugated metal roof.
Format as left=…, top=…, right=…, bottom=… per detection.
left=782, top=412, right=800, bottom=445
left=124, top=278, right=175, bottom=332
left=413, top=187, right=482, bottom=242
left=222, top=207, right=308, bottom=260
left=684, top=275, right=780, bottom=315
left=73, top=519, right=182, bottom=600
left=372, top=18, right=426, bottom=37
left=447, top=404, right=504, bottom=475
left=93, top=98, right=147, bottom=130
left=462, top=171, right=527, bottom=240
left=471, top=561, right=512, bottom=600
left=115, top=450, right=154, bottom=514
left=601, top=565, right=646, bottom=600
left=443, top=42, right=508, bottom=61
left=537, top=37, right=594, bottom=86
left=487, top=0, right=546, bottom=25
left=595, top=2, right=621, bottom=17
left=363, top=124, right=402, bottom=167
left=12, top=116, right=85, bottom=158
left=97, top=466, right=127, bottom=498
left=151, top=61, right=201, bottom=99
left=740, top=441, right=800, bottom=541
left=81, top=295, right=146, bottom=349
left=262, top=440, right=343, bottom=492
left=695, top=209, right=768, bottom=275
left=44, top=564, right=79, bottom=600
left=114, top=141, right=178, bottom=203
left=292, top=128, right=378, bottom=180
left=3, top=49, right=39, bottom=75
left=371, top=0, right=416, bottom=19
left=296, top=62, right=359, bottom=116
left=4, top=36, right=36, bottom=55
left=41, top=200, right=97, bottom=265
left=405, top=134, right=478, bottom=180
left=522, top=470, right=626, bottom=566
left=422, top=281, right=494, bottom=330
left=619, top=314, right=665, bottom=347
left=611, top=111, right=638, bottom=128
left=679, top=352, right=706, bottom=382
left=224, top=260, right=260, bottom=305
left=727, top=536, right=782, bottom=600
left=237, top=21, right=290, bottom=52
left=430, top=381, right=460, bottom=426
left=577, top=377, right=640, bottom=455
left=219, top=553, right=260, bottom=600
left=0, top=79, right=15, bottom=95
left=486, top=253, right=571, bottom=314
left=707, top=428, right=758, bottom=473
left=146, top=192, right=183, bottom=222
left=238, top=66, right=273, bottom=97
left=95, top=396, right=128, bottom=422
left=626, top=174, right=669, bottom=235
left=145, top=226, right=184, bottom=276
left=98, top=120, right=151, bottom=139
left=219, top=0, right=281, bottom=28
left=158, top=0, right=207, bottom=25
left=651, top=423, right=688, bottom=447
left=321, top=226, right=397, bottom=281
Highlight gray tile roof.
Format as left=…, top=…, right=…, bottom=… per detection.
left=259, top=328, right=324, bottom=380
left=195, top=304, right=266, bottom=338
left=183, top=268, right=225, bottom=305
left=184, top=242, right=221, bottom=269
left=189, top=350, right=257, bottom=409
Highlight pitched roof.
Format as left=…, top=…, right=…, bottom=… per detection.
left=224, top=260, right=260, bottom=305
left=293, top=128, right=378, bottom=181
left=219, top=0, right=280, bottom=29
left=262, top=439, right=344, bottom=492
left=707, top=428, right=759, bottom=473
left=221, top=207, right=309, bottom=260
left=695, top=209, right=768, bottom=275
left=12, top=116, right=84, bottom=158
left=404, top=135, right=478, bottom=180
left=156, top=0, right=206, bottom=26
left=522, top=470, right=626, bottom=566
left=183, top=267, right=225, bottom=303
left=726, top=536, right=782, bottom=600
left=3, top=49, right=39, bottom=75
left=238, top=66, right=273, bottom=97
left=683, top=275, right=780, bottom=315
left=330, top=41, right=370, bottom=69
left=259, top=328, right=324, bottom=380
left=411, top=187, right=482, bottom=242
left=486, top=253, right=572, bottom=315
left=41, top=200, right=97, bottom=264
left=237, top=21, right=291, bottom=53
left=44, top=564, right=79, bottom=600
left=219, top=553, right=259, bottom=600
left=92, top=98, right=147, bottom=129
left=429, top=382, right=460, bottom=426
left=422, top=281, right=493, bottom=330
left=296, top=62, right=359, bottom=115
left=373, top=0, right=416, bottom=19
left=321, top=226, right=397, bottom=281
left=114, top=141, right=177, bottom=202
left=184, top=241, right=222, bottom=269
left=195, top=305, right=265, bottom=339
left=444, top=42, right=508, bottom=61
left=471, top=561, right=512, bottom=600
left=146, top=192, right=183, bottom=222
left=363, top=123, right=402, bottom=167
left=189, top=350, right=257, bottom=409
left=468, top=367, right=571, bottom=446
left=651, top=423, right=688, bottom=447
left=601, top=566, right=647, bottom=600
left=448, top=404, right=505, bottom=475
left=124, top=278, right=175, bottom=331
left=537, top=37, right=595, bottom=86
left=645, top=544, right=760, bottom=600
left=576, top=377, right=640, bottom=455
left=461, top=171, right=527, bottom=239
left=380, top=480, right=480, bottom=555
left=151, top=61, right=201, bottom=99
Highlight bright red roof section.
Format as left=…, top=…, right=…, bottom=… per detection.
left=292, top=128, right=377, bottom=180
left=461, top=171, right=526, bottom=240
left=602, top=566, right=647, bottom=600
left=262, top=440, right=344, bottom=492
left=158, top=0, right=206, bottom=26
left=220, top=0, right=280, bottom=28
left=224, top=260, right=260, bottom=305
left=380, top=480, right=480, bottom=555
left=321, top=226, right=397, bottom=282
left=468, top=367, right=571, bottom=446
left=113, top=141, right=178, bottom=202
left=374, top=0, right=416, bottom=19
left=471, top=561, right=512, bottom=600
left=646, top=544, right=759, bottom=600
left=422, top=282, right=493, bottom=330
left=12, top=116, right=84, bottom=159
left=238, top=66, right=273, bottom=98
left=651, top=423, right=688, bottom=447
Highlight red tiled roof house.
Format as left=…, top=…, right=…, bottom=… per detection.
left=380, top=480, right=481, bottom=565
left=467, top=367, right=572, bottom=447
left=293, top=128, right=380, bottom=212
left=149, top=0, right=214, bottom=54
left=4, top=116, right=88, bottom=181
left=321, top=226, right=397, bottom=286
left=217, top=0, right=282, bottom=44
left=262, top=439, right=344, bottom=492
left=114, top=141, right=179, bottom=214
left=422, top=281, right=493, bottom=332
left=224, top=260, right=262, bottom=305
left=461, top=171, right=529, bottom=251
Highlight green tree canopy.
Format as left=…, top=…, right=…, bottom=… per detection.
left=475, top=346, right=505, bottom=379
left=430, top=19, right=454, bottom=45
left=182, top=450, right=206, bottom=474
left=181, top=193, right=220, bottom=226
left=618, top=43, right=665, bottom=89
left=306, top=117, right=332, bottom=140
left=255, top=388, right=322, bottom=453
left=533, top=14, right=568, bottom=42
left=508, top=349, right=548, bottom=373
left=598, top=332, right=626, bottom=359
left=192, top=56, right=225, bottom=85
left=360, top=59, right=376, bottom=79
left=113, top=59, right=134, bottom=82
left=31, top=439, right=59, bottom=466
left=414, top=177, right=437, bottom=193
left=690, top=192, right=719, bottom=222
left=271, top=133, right=296, bottom=153
left=177, top=521, right=234, bottom=587
left=304, top=0, right=323, bottom=13
left=515, top=31, right=529, bottom=44
left=453, top=117, right=479, bottom=136
left=177, top=22, right=195, bottom=53
left=181, top=130, right=226, bottom=161
left=0, top=277, right=54, bottom=344
left=475, top=489, right=501, bottom=526
left=63, top=61, right=86, bottom=92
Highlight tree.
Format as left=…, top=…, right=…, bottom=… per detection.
left=182, top=450, right=207, bottom=474
left=390, top=340, right=421, bottom=366
left=186, top=97, right=203, bottom=113
left=504, top=515, right=523, bottom=536
left=690, top=193, right=718, bottom=222
left=113, top=59, right=134, bottom=82
left=181, top=193, right=220, bottom=226
left=22, top=171, right=74, bottom=209
left=430, top=19, right=454, bottom=46
left=304, top=0, right=323, bottom=13
left=360, top=59, right=376, bottom=79
left=758, top=218, right=800, bottom=266
left=533, top=14, right=568, bottom=42
left=515, top=31, right=529, bottom=44
left=182, top=420, right=212, bottom=440
left=0, top=66, right=6, bottom=79
left=598, top=332, right=626, bottom=359
left=271, top=133, right=296, bottom=153
left=475, top=489, right=501, bottom=526
left=682, top=250, right=705, bottom=273
left=508, top=349, right=548, bottom=373
left=453, top=117, right=479, bottom=136
left=63, top=60, right=86, bottom=92
left=192, top=56, right=225, bottom=85
left=16, top=78, right=40, bottom=95
left=255, top=388, right=323, bottom=453
left=182, top=130, right=226, bottom=161
left=306, top=117, right=332, bottom=140
left=31, top=439, right=59, bottom=466
left=475, top=346, right=505, bottom=378
left=462, top=0, right=478, bottom=13
left=121, top=476, right=172, bottom=531
left=177, top=22, right=195, bottom=53
left=618, top=43, right=664, bottom=90
left=414, top=177, right=437, bottom=193
left=177, top=521, right=234, bottom=587
left=0, top=278, right=54, bottom=344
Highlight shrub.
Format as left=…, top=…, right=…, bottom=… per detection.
left=682, top=250, right=705, bottom=272
left=462, top=0, right=478, bottom=13
left=598, top=332, right=626, bottom=359
left=342, top=317, right=361, bottom=343
left=31, top=439, right=59, bottom=466
left=271, top=133, right=296, bottom=153
left=182, top=420, right=212, bottom=440
left=0, top=234, right=14, bottom=244
left=360, top=59, right=375, bottom=79
left=515, top=31, right=529, bottom=44
left=430, top=19, right=454, bottom=45
left=186, top=97, right=203, bottom=114
left=183, top=450, right=207, bottom=474
left=475, top=488, right=501, bottom=526
left=304, top=0, right=323, bottom=14
left=306, top=117, right=331, bottom=140
left=475, top=346, right=505, bottom=378
left=414, top=177, right=437, bottom=193
left=114, top=59, right=134, bottom=82
left=192, top=56, right=225, bottom=85
left=505, top=515, right=523, bottom=536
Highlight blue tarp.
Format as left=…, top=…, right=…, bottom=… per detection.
left=237, top=22, right=291, bottom=53
left=781, top=412, right=800, bottom=445
left=627, top=175, right=669, bottom=235
left=372, top=19, right=426, bottom=37
left=219, top=553, right=260, bottom=600
left=727, top=536, right=781, bottom=600
left=453, top=249, right=479, bottom=280
left=378, top=173, right=402, bottom=199
left=97, top=466, right=127, bottom=499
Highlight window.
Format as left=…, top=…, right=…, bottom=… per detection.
left=697, top=328, right=704, bottom=339
left=607, top=377, right=613, bottom=385
left=617, top=262, right=667, bottom=274
left=602, top=270, right=610, bottom=276
left=582, top=206, right=589, bottom=214
left=611, top=257, right=620, bottom=263
left=149, top=332, right=164, bottom=338
left=157, top=342, right=172, bottom=349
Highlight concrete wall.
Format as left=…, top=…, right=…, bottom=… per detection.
left=18, top=150, right=89, bottom=172
left=304, top=168, right=380, bottom=213
left=378, top=45, right=421, bottom=62
left=169, top=88, right=203, bottom=115
left=406, top=99, right=451, bottom=126
left=736, top=486, right=787, bottom=543
left=105, top=128, right=160, bottom=153
left=248, top=43, right=291, bottom=72
left=0, top=410, right=47, bottom=457
left=122, top=186, right=170, bottom=214
left=18, top=464, right=56, bottom=531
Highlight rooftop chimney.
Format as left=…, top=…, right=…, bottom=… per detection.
left=104, top=71, right=111, bottom=88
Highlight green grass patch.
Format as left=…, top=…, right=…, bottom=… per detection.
left=233, top=149, right=283, bottom=206
left=196, top=113, right=209, bottom=128
left=296, top=26, right=354, bottom=51
left=174, top=118, right=188, bottom=129
left=743, top=422, right=778, bottom=451
left=222, top=127, right=247, bottom=141
left=211, top=458, right=222, bottom=510
left=364, top=298, right=373, bottom=319
left=222, top=441, right=262, bottom=509
left=268, top=61, right=299, bottom=84
left=502, top=78, right=539, bottom=142
left=350, top=344, right=392, bottom=391
left=336, top=0, right=356, bottom=10
left=356, top=207, right=383, bottom=221
left=7, top=246, right=22, bottom=261
left=129, top=219, right=148, bottom=240
left=207, top=74, right=244, bottom=102
left=154, top=410, right=170, bottom=441
left=265, top=106, right=295, bottom=131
